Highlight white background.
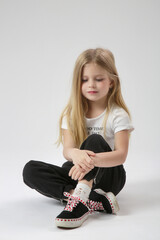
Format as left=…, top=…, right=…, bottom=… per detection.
left=0, top=0, right=160, bottom=239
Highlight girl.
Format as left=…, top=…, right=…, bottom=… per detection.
left=23, top=48, right=134, bottom=228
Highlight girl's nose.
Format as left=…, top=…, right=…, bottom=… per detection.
left=88, top=79, right=95, bottom=88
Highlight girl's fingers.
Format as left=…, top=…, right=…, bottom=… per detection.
left=78, top=172, right=86, bottom=181
left=69, top=166, right=76, bottom=176
left=79, top=162, right=93, bottom=171
left=69, top=165, right=81, bottom=180
left=71, top=168, right=76, bottom=179
left=85, top=150, right=96, bottom=156
left=79, top=163, right=87, bottom=171
left=72, top=172, right=76, bottom=180
left=69, top=168, right=73, bottom=177
left=73, top=169, right=81, bottom=180
left=74, top=171, right=81, bottom=181
left=85, top=155, right=95, bottom=166
left=69, top=161, right=93, bottom=180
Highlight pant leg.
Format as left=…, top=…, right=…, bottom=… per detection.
left=23, top=134, right=126, bottom=201
left=80, top=134, right=112, bottom=181
left=92, top=165, right=126, bottom=196
left=22, top=160, right=77, bottom=200
left=80, top=134, right=126, bottom=195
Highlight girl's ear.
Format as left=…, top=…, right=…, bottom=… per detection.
left=109, top=80, right=114, bottom=89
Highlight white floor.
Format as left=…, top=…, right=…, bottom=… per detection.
left=1, top=153, right=160, bottom=240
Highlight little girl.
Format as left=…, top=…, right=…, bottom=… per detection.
left=23, top=48, right=134, bottom=228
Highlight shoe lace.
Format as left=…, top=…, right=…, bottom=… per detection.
left=63, top=192, right=104, bottom=213
left=87, top=199, right=104, bottom=212
left=63, top=192, right=89, bottom=212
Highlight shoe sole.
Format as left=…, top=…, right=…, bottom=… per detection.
left=94, top=189, right=120, bottom=214
left=55, top=212, right=89, bottom=228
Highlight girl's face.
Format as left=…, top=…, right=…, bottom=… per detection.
left=81, top=62, right=113, bottom=105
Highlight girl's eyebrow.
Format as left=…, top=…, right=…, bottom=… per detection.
left=82, top=74, right=105, bottom=78
left=95, top=74, right=105, bottom=77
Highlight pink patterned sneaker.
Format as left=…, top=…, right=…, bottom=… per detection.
left=88, top=189, right=120, bottom=214
left=55, top=192, right=90, bottom=228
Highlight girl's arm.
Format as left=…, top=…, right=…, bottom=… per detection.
left=62, top=129, right=95, bottom=170
left=92, top=130, right=130, bottom=167
left=62, top=129, right=77, bottom=161
left=68, top=130, right=130, bottom=181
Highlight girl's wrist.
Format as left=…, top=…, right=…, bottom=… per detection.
left=69, top=148, right=79, bottom=162
left=63, top=147, right=78, bottom=162
left=91, top=154, right=99, bottom=167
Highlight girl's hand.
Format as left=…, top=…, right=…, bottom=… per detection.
left=70, top=149, right=95, bottom=171
left=69, top=165, right=91, bottom=181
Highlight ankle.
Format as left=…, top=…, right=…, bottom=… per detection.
left=69, top=189, right=74, bottom=195
left=79, top=179, right=93, bottom=188
left=72, top=182, right=91, bottom=202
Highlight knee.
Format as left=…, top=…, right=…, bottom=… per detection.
left=85, top=134, right=106, bottom=146
left=88, top=133, right=104, bottom=141
left=22, top=160, right=37, bottom=184
left=81, top=134, right=112, bottom=153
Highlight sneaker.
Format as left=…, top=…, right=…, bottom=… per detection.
left=88, top=189, right=120, bottom=214
left=55, top=192, right=90, bottom=228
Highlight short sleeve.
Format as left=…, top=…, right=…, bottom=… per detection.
left=61, top=115, right=68, bottom=129
left=112, top=107, right=134, bottom=134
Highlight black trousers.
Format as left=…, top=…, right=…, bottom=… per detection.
left=23, top=134, right=126, bottom=201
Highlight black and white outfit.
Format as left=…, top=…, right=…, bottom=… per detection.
left=23, top=105, right=134, bottom=228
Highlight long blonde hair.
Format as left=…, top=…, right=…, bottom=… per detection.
left=57, top=48, right=131, bottom=147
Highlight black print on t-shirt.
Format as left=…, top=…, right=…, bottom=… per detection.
left=87, top=127, right=103, bottom=135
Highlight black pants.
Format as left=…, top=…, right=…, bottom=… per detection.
left=23, top=134, right=126, bottom=201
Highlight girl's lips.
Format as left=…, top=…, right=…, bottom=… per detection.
left=87, top=91, right=98, bottom=94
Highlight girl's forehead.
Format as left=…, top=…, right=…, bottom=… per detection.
left=82, top=63, right=108, bottom=76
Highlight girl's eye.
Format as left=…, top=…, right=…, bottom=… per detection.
left=82, top=78, right=104, bottom=82
left=82, top=79, right=87, bottom=82
left=96, top=79, right=103, bottom=82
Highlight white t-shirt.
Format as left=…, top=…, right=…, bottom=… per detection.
left=61, top=105, right=134, bottom=150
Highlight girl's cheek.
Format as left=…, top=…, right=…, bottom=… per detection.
left=99, top=81, right=106, bottom=87
left=99, top=80, right=110, bottom=88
